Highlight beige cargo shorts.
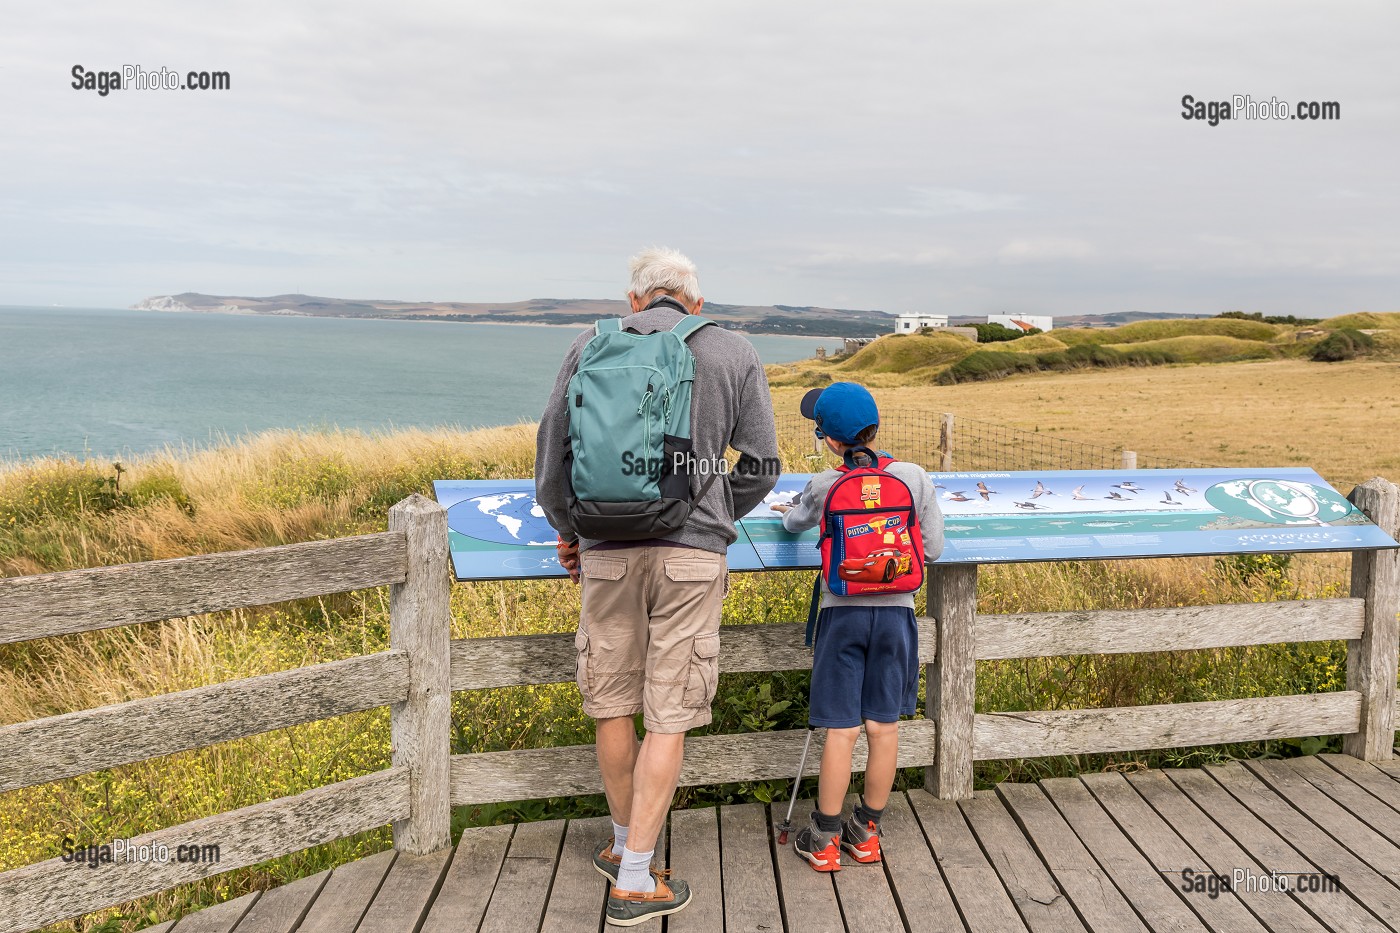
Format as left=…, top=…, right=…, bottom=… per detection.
left=575, top=546, right=728, bottom=733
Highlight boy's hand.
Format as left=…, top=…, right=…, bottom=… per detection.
left=769, top=503, right=792, bottom=514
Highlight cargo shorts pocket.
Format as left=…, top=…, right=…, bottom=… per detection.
left=574, top=630, right=592, bottom=698
left=681, top=632, right=721, bottom=708
left=582, top=555, right=627, bottom=581
left=664, top=556, right=722, bottom=583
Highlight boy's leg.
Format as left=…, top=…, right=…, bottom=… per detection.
left=860, top=719, right=899, bottom=810
left=817, top=726, right=861, bottom=817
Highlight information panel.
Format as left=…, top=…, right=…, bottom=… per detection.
left=433, top=468, right=1396, bottom=581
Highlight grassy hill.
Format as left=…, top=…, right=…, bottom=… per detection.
left=768, top=312, right=1400, bottom=388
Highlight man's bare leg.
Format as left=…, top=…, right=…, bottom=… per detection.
left=596, top=716, right=640, bottom=827
left=624, top=730, right=686, bottom=853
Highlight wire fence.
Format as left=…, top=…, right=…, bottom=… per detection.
left=773, top=409, right=1218, bottom=473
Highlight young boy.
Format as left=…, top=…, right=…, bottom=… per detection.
left=771, top=382, right=943, bottom=870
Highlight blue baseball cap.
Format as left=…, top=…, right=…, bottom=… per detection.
left=800, top=382, right=879, bottom=445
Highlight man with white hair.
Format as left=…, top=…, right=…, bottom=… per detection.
left=536, top=247, right=779, bottom=925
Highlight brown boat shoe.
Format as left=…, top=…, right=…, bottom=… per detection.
left=593, top=837, right=623, bottom=881
left=605, top=876, right=692, bottom=926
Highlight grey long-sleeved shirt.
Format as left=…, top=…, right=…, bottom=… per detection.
left=781, top=457, right=945, bottom=610
left=535, top=306, right=780, bottom=554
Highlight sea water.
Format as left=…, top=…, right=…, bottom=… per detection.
left=0, top=306, right=841, bottom=460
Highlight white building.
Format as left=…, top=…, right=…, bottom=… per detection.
left=895, top=313, right=949, bottom=333
left=988, top=314, right=1054, bottom=332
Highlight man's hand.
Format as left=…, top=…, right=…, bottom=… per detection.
left=556, top=537, right=581, bottom=584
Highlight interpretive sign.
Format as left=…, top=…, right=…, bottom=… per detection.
left=434, top=468, right=1396, bottom=581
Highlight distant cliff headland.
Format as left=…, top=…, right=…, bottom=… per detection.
left=132, top=292, right=897, bottom=337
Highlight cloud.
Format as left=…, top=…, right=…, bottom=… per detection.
left=998, top=238, right=1097, bottom=262
left=885, top=187, right=1024, bottom=216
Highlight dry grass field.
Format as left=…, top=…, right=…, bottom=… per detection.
left=774, top=357, right=1400, bottom=488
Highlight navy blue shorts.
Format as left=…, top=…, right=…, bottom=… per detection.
left=808, top=605, right=920, bottom=728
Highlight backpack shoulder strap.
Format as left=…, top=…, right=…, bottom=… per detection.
left=669, top=315, right=714, bottom=342
left=595, top=318, right=623, bottom=335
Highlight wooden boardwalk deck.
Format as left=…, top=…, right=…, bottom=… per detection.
left=145, top=755, right=1400, bottom=933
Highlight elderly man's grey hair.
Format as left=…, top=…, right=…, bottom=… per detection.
left=628, top=247, right=702, bottom=305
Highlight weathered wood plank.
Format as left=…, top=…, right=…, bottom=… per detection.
left=0, top=768, right=409, bottom=933
left=667, top=807, right=724, bottom=933
left=1241, top=759, right=1400, bottom=882
left=298, top=850, right=398, bottom=933
left=1202, top=761, right=1400, bottom=925
left=478, top=819, right=566, bottom=933
left=449, top=617, right=938, bottom=690
left=959, top=790, right=1084, bottom=933
left=0, top=532, right=406, bottom=644
left=229, top=870, right=331, bottom=933
left=1319, top=753, right=1400, bottom=815
left=418, top=824, right=513, bottom=933
left=974, top=598, right=1365, bottom=660
left=538, top=817, right=610, bottom=933
left=356, top=849, right=453, bottom=933
left=876, top=792, right=964, bottom=933
left=0, top=650, right=408, bottom=793
left=1344, top=478, right=1400, bottom=760
left=973, top=692, right=1361, bottom=761
left=450, top=719, right=939, bottom=805
left=1373, top=757, right=1400, bottom=781
left=170, top=892, right=260, bottom=933
left=994, top=782, right=1149, bottom=933
left=1124, top=770, right=1332, bottom=933
left=927, top=564, right=977, bottom=799
left=389, top=495, right=453, bottom=856
left=143, top=923, right=178, bottom=933
left=719, top=803, right=784, bottom=933
left=1075, top=773, right=1265, bottom=933
left=770, top=800, right=842, bottom=933
left=1161, top=768, right=1386, bottom=933
left=908, top=787, right=1028, bottom=933
left=832, top=792, right=903, bottom=931
left=1038, top=777, right=1211, bottom=933
left=1284, top=755, right=1400, bottom=838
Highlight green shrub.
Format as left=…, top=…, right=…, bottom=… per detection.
left=127, top=469, right=194, bottom=514
left=935, top=350, right=1040, bottom=384
left=972, top=322, right=1038, bottom=343
left=1311, top=328, right=1375, bottom=362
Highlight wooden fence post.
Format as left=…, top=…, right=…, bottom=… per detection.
left=939, top=414, right=955, bottom=472
left=926, top=564, right=977, bottom=799
left=389, top=494, right=453, bottom=854
left=1121, top=450, right=1137, bottom=470
left=1343, top=477, right=1400, bottom=761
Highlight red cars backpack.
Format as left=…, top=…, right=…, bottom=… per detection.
left=805, top=447, right=925, bottom=646
left=818, top=447, right=925, bottom=597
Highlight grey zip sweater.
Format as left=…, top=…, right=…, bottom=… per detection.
left=535, top=306, right=780, bottom=554
left=781, top=456, right=945, bottom=610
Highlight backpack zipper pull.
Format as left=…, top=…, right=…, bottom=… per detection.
left=637, top=386, right=653, bottom=415
left=662, top=387, right=673, bottom=422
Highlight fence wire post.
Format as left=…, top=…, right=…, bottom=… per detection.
left=939, top=414, right=955, bottom=471
left=1121, top=450, right=1137, bottom=470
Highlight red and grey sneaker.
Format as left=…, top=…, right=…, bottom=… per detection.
left=793, top=825, right=842, bottom=872
left=841, top=815, right=882, bottom=864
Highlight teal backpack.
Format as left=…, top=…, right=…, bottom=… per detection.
left=565, top=310, right=713, bottom=540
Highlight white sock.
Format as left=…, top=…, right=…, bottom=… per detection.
left=615, top=846, right=656, bottom=893
left=611, top=821, right=629, bottom=857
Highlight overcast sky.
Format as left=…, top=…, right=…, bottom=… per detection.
left=3, top=1, right=1396, bottom=316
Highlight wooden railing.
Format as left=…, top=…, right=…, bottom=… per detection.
left=0, top=482, right=1396, bottom=933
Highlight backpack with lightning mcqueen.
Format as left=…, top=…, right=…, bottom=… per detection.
left=818, top=446, right=925, bottom=596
